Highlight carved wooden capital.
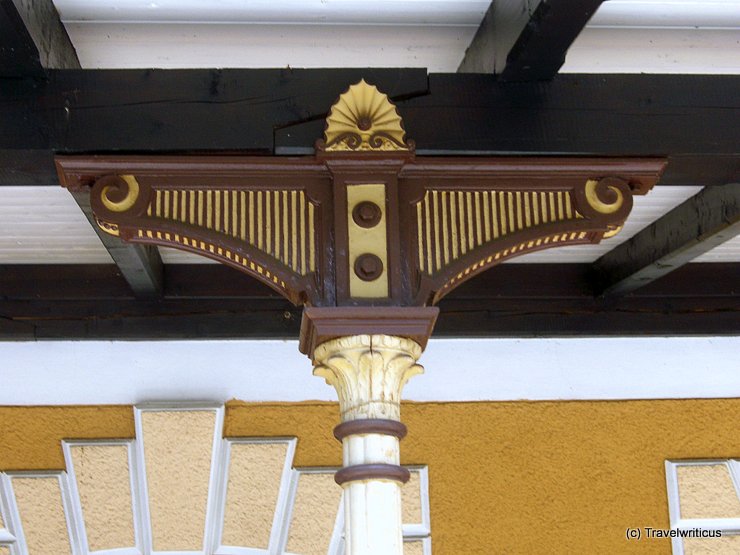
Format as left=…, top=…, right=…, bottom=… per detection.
left=312, top=334, right=423, bottom=422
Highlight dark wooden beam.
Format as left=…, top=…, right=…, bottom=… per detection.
left=0, top=72, right=738, bottom=186
left=71, top=191, right=164, bottom=299
left=0, top=263, right=737, bottom=339
left=458, top=0, right=603, bottom=81
left=593, top=184, right=740, bottom=297
left=0, top=0, right=78, bottom=77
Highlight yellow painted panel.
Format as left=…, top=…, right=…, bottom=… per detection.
left=402, top=470, right=422, bottom=525
left=70, top=444, right=135, bottom=551
left=0, top=406, right=134, bottom=471
left=684, top=535, right=740, bottom=554
left=221, top=442, right=288, bottom=549
left=346, top=184, right=388, bottom=298
left=141, top=410, right=216, bottom=551
left=286, top=472, right=341, bottom=555
left=404, top=540, right=425, bottom=555
left=12, top=477, right=71, bottom=555
left=677, top=464, right=740, bottom=519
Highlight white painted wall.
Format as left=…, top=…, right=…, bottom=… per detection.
left=1, top=337, right=738, bottom=405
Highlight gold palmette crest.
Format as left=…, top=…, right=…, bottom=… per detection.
left=322, top=79, right=411, bottom=152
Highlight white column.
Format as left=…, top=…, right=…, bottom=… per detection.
left=312, top=334, right=423, bottom=555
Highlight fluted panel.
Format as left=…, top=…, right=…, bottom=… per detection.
left=149, top=188, right=315, bottom=275
left=417, top=189, right=579, bottom=275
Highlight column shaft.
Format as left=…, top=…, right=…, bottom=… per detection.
left=312, top=334, right=423, bottom=555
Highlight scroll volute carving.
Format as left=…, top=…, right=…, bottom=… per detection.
left=90, top=174, right=151, bottom=234
left=574, top=177, right=633, bottom=220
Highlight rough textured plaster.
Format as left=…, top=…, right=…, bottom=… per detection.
left=286, top=472, right=342, bottom=555
left=677, top=464, right=740, bottom=519
left=4, top=400, right=740, bottom=553
left=0, top=406, right=134, bottom=470
left=222, top=442, right=287, bottom=548
left=402, top=470, right=422, bottom=525
left=0, top=506, right=4, bottom=527
left=141, top=410, right=215, bottom=551
left=225, top=399, right=740, bottom=554
left=12, top=477, right=71, bottom=555
left=684, top=535, right=740, bottom=554
left=404, top=540, right=424, bottom=555
left=0, top=545, right=9, bottom=555
left=71, top=444, right=135, bottom=551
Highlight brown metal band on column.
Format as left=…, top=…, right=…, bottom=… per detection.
left=333, top=419, right=408, bottom=441
left=334, top=463, right=411, bottom=486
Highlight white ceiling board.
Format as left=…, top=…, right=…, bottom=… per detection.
left=54, top=0, right=488, bottom=25
left=63, top=22, right=474, bottom=71
left=0, top=187, right=112, bottom=264
left=590, top=1, right=740, bottom=29
left=56, top=0, right=740, bottom=73
left=563, top=28, right=740, bottom=74
left=511, top=186, right=702, bottom=263
left=693, top=236, right=740, bottom=262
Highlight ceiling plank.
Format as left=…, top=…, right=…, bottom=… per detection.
left=458, top=0, right=603, bottom=80
left=0, top=0, right=79, bottom=77
left=70, top=191, right=164, bottom=299
left=0, top=263, right=737, bottom=339
left=593, top=184, right=740, bottom=297
left=1, top=72, right=737, bottom=186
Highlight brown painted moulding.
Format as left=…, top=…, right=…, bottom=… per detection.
left=334, top=463, right=411, bottom=486
left=333, top=419, right=409, bottom=441
left=56, top=155, right=665, bottom=308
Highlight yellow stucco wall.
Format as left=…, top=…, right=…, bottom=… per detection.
left=0, top=406, right=134, bottom=470
left=3, top=399, right=740, bottom=554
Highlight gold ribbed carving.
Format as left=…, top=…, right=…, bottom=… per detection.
left=417, top=189, right=581, bottom=275
left=438, top=231, right=589, bottom=295
left=137, top=228, right=289, bottom=291
left=323, top=79, right=410, bottom=152
left=149, top=188, right=316, bottom=276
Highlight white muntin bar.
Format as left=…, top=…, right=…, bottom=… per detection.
left=312, top=334, right=424, bottom=555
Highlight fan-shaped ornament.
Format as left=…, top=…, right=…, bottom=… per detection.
left=319, top=79, right=413, bottom=152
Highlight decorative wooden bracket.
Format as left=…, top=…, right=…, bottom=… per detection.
left=57, top=79, right=666, bottom=309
